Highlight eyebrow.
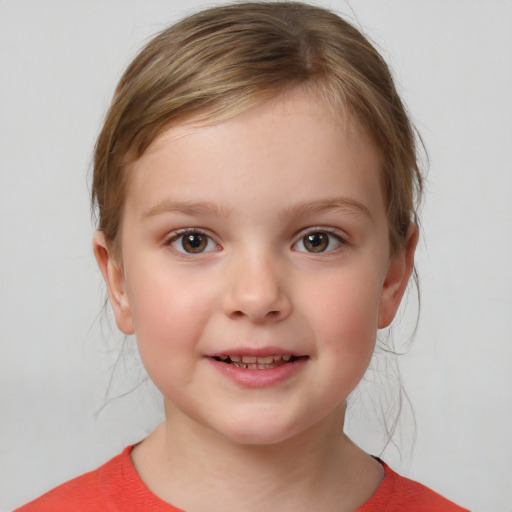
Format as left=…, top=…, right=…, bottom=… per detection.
left=142, top=197, right=372, bottom=222
left=281, top=197, right=373, bottom=221
left=142, top=200, right=226, bottom=220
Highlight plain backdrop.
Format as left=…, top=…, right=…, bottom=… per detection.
left=1, top=1, right=511, bottom=511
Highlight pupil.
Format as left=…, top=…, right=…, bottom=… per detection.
left=187, top=234, right=202, bottom=248
left=305, top=232, right=328, bottom=252
left=183, top=233, right=206, bottom=252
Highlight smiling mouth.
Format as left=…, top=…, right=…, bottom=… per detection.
left=211, top=354, right=306, bottom=370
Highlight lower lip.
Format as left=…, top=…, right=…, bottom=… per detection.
left=207, top=358, right=308, bottom=388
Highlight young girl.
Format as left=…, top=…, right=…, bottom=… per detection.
left=15, top=2, right=469, bottom=511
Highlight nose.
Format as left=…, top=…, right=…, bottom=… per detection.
left=222, top=253, right=292, bottom=324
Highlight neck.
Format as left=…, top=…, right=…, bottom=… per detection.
left=131, top=402, right=383, bottom=512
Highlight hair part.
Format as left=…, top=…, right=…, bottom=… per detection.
left=92, top=1, right=423, bottom=256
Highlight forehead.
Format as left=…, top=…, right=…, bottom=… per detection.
left=139, top=86, right=373, bottom=157
left=124, top=89, right=384, bottom=223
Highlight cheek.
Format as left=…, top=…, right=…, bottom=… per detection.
left=301, top=267, right=382, bottom=369
left=306, top=268, right=381, bottom=333
left=124, top=270, right=210, bottom=386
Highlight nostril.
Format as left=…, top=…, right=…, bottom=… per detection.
left=223, top=281, right=292, bottom=323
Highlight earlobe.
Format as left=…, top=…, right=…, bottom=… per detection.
left=378, top=224, right=419, bottom=329
left=92, top=231, right=134, bottom=334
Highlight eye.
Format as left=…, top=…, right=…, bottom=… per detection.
left=293, top=230, right=344, bottom=253
left=168, top=229, right=218, bottom=254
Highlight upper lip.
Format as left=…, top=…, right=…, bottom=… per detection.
left=205, top=346, right=306, bottom=358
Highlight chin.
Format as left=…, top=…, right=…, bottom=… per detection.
left=221, top=426, right=297, bottom=447
left=211, top=412, right=309, bottom=447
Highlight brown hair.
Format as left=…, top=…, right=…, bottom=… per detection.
left=92, top=1, right=423, bottom=254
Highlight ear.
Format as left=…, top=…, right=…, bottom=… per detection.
left=378, top=224, right=419, bottom=329
left=92, top=231, right=134, bottom=334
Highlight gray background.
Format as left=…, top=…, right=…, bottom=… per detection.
left=1, top=1, right=511, bottom=511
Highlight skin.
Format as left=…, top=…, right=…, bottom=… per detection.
left=94, top=88, right=418, bottom=512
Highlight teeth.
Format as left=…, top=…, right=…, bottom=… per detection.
left=256, top=356, right=274, bottom=364
left=216, top=354, right=297, bottom=365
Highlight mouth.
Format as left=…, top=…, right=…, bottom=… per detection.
left=211, top=354, right=307, bottom=370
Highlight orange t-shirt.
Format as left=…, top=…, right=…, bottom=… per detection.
left=15, top=446, right=469, bottom=511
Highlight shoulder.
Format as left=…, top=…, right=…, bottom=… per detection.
left=13, top=447, right=128, bottom=512
left=359, top=461, right=470, bottom=512
left=13, top=446, right=183, bottom=512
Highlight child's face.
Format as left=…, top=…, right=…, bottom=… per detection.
left=95, top=89, right=415, bottom=445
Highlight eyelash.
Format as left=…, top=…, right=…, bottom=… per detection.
left=164, top=227, right=347, bottom=255
left=165, top=228, right=219, bottom=254
left=292, top=227, right=347, bottom=254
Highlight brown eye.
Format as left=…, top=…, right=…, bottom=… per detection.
left=303, top=232, right=329, bottom=252
left=182, top=233, right=207, bottom=253
left=169, top=230, right=217, bottom=254
left=294, top=230, right=343, bottom=253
